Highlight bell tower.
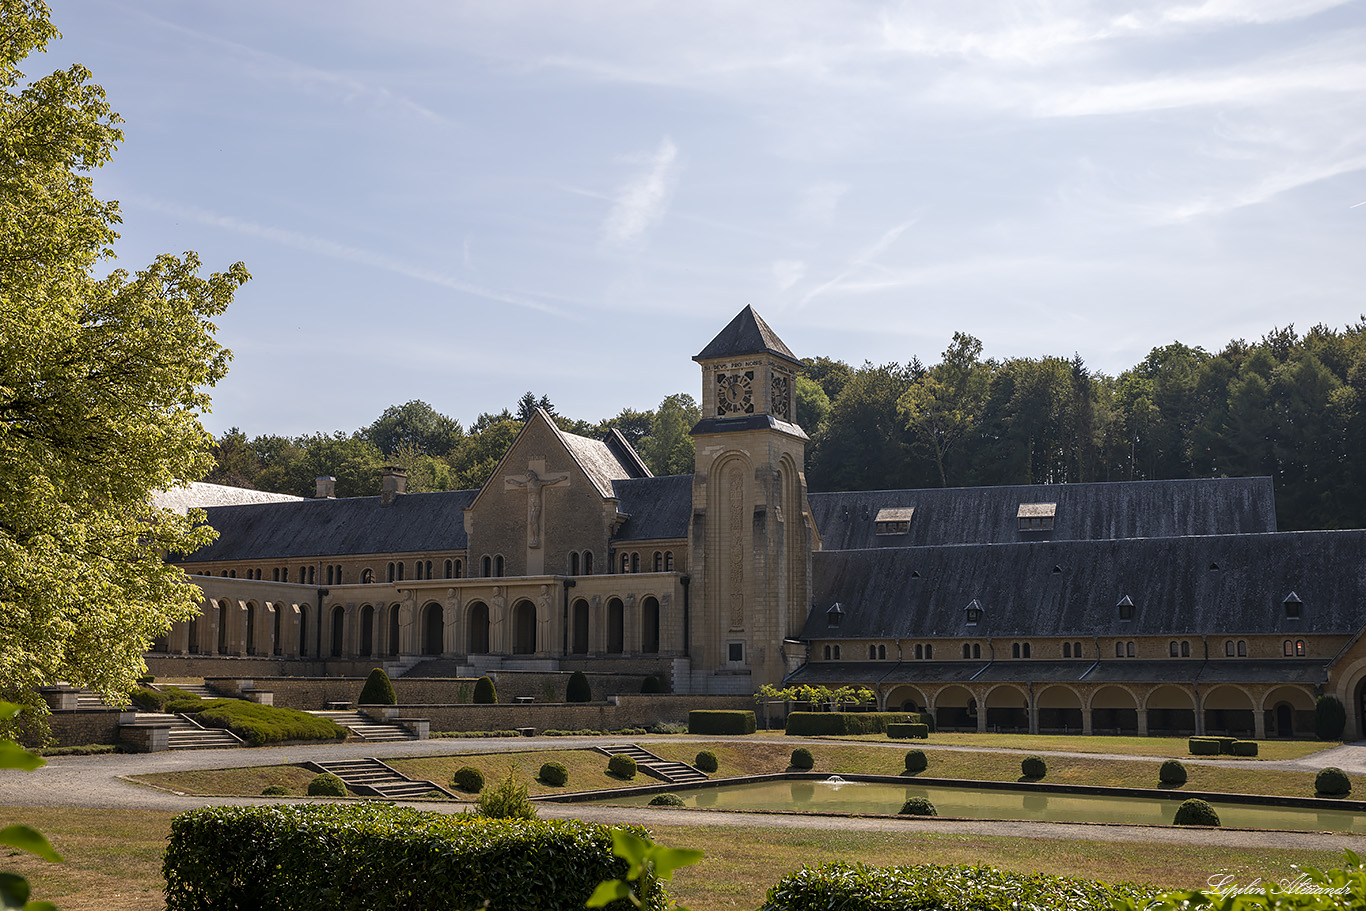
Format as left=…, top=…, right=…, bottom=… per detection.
left=687, top=306, right=812, bottom=691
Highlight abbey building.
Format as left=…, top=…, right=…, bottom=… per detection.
left=157, top=307, right=1366, bottom=739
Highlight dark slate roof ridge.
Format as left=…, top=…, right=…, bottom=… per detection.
left=695, top=305, right=801, bottom=364
left=808, top=475, right=1275, bottom=499
left=609, top=474, right=694, bottom=541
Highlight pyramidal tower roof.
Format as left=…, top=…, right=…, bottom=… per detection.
left=694, top=305, right=800, bottom=365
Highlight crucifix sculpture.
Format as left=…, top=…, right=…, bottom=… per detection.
left=505, top=465, right=570, bottom=548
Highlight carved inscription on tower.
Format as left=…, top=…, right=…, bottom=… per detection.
left=728, top=465, right=745, bottom=631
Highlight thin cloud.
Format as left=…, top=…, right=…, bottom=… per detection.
left=129, top=195, right=563, bottom=316
left=800, top=219, right=916, bottom=307
left=772, top=259, right=807, bottom=291
left=601, top=137, right=680, bottom=248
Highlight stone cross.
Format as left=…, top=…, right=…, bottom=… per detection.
left=505, top=463, right=570, bottom=548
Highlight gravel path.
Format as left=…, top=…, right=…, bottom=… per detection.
left=4, top=735, right=1364, bottom=853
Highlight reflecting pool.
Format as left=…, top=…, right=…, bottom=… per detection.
left=590, top=779, right=1366, bottom=833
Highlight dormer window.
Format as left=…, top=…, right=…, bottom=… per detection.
left=1017, top=503, right=1056, bottom=532
left=1283, top=592, right=1302, bottom=619
left=874, top=507, right=914, bottom=536
left=1117, top=595, right=1135, bottom=621
left=964, top=599, right=982, bottom=626
left=826, top=603, right=845, bottom=628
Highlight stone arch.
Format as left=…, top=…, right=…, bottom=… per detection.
left=387, top=604, right=401, bottom=656
left=298, top=604, right=312, bottom=657
left=466, top=601, right=490, bottom=654
left=1259, top=685, right=1314, bottom=738
left=1036, top=685, right=1083, bottom=733
left=1202, top=684, right=1254, bottom=735
left=1146, top=685, right=1196, bottom=735
left=1088, top=685, right=1139, bottom=734
left=271, top=603, right=283, bottom=656
left=330, top=604, right=345, bottom=657
left=422, top=601, right=444, bottom=656
left=641, top=596, right=660, bottom=654
left=359, top=604, right=375, bottom=657
left=885, top=684, right=928, bottom=713
left=512, top=599, right=537, bottom=655
left=215, top=599, right=231, bottom=654
left=244, top=601, right=258, bottom=655
left=572, top=598, right=590, bottom=655
left=983, top=684, right=1029, bottom=733
left=935, top=684, right=977, bottom=731
left=607, top=597, right=625, bottom=654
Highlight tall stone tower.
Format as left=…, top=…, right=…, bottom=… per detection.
left=687, top=306, right=812, bottom=692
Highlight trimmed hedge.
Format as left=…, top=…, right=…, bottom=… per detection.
left=607, top=753, right=637, bottom=779
left=473, top=676, right=498, bottom=704
left=1316, top=695, right=1347, bottom=741
left=886, top=723, right=928, bottom=740
left=762, top=862, right=1154, bottom=911
left=689, top=710, right=756, bottom=735
left=261, top=784, right=289, bottom=796
left=695, top=750, right=718, bottom=773
left=1021, top=756, right=1047, bottom=779
left=1188, top=737, right=1220, bottom=756
left=180, top=699, right=347, bottom=746
left=358, top=668, right=396, bottom=706
left=785, top=712, right=930, bottom=737
left=538, top=761, right=568, bottom=787
left=565, top=671, right=591, bottom=703
left=1231, top=740, right=1258, bottom=757
left=898, top=797, right=936, bottom=816
left=1316, top=767, right=1351, bottom=797
left=791, top=747, right=814, bottom=770
left=1173, top=798, right=1220, bottom=826
left=307, top=773, right=346, bottom=797
left=163, top=804, right=667, bottom=911
left=1158, top=759, right=1187, bottom=786
left=452, top=766, right=485, bottom=793
left=649, top=793, right=685, bottom=807
left=904, top=750, right=928, bottom=774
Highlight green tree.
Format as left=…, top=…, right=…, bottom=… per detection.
left=638, top=394, right=700, bottom=476
left=793, top=375, right=830, bottom=434
left=0, top=0, right=247, bottom=716
left=364, top=400, right=463, bottom=457
left=897, top=332, right=992, bottom=487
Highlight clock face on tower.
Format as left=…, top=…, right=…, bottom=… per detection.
left=717, top=371, right=754, bottom=415
left=771, top=374, right=790, bottom=418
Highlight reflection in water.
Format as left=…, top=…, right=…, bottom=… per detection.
left=614, top=780, right=1366, bottom=833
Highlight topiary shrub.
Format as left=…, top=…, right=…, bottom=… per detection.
left=307, top=772, right=347, bottom=797
left=1188, top=737, right=1220, bottom=756
left=473, top=676, right=498, bottom=705
left=649, top=793, right=685, bottom=807
left=640, top=675, right=663, bottom=694
left=899, top=797, right=937, bottom=816
left=1173, top=798, right=1220, bottom=826
left=1021, top=756, right=1047, bottom=779
left=358, top=667, right=397, bottom=705
left=904, top=750, right=928, bottom=774
left=261, top=784, right=288, bottom=796
left=695, top=750, right=718, bottom=773
left=1231, top=740, right=1258, bottom=757
left=607, top=753, right=637, bottom=779
left=1158, top=759, right=1187, bottom=787
left=689, top=710, right=756, bottom=735
left=539, top=761, right=568, bottom=787
left=1316, top=766, right=1352, bottom=797
left=1316, top=695, right=1347, bottom=741
left=452, top=766, right=485, bottom=793
left=477, top=766, right=537, bottom=820
left=887, top=723, right=929, bottom=739
left=565, top=671, right=591, bottom=703
left=791, top=747, right=814, bottom=770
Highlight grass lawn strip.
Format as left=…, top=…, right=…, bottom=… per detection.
left=821, top=732, right=1332, bottom=761
left=2, top=807, right=1345, bottom=911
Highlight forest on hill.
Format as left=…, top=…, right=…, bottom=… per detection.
left=206, top=321, right=1366, bottom=532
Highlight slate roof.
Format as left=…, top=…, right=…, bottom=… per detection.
left=177, top=489, right=477, bottom=562
left=694, top=305, right=801, bottom=365
left=803, top=529, right=1366, bottom=640
left=808, top=477, right=1277, bottom=549
left=611, top=475, right=693, bottom=542
left=556, top=422, right=649, bottom=498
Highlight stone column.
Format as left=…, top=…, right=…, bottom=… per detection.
left=167, top=619, right=190, bottom=655
left=1081, top=697, right=1094, bottom=736
left=1137, top=708, right=1149, bottom=737
left=1253, top=703, right=1267, bottom=740
left=1028, top=693, right=1039, bottom=735
left=443, top=590, right=462, bottom=657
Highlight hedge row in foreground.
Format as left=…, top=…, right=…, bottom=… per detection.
left=1188, top=736, right=1256, bottom=756
left=785, top=712, right=933, bottom=737
left=164, top=804, right=663, bottom=911
left=178, top=699, right=348, bottom=746
left=689, top=710, right=756, bottom=735
left=762, top=862, right=1157, bottom=911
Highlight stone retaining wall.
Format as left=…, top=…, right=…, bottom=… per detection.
left=47, top=709, right=132, bottom=746
left=408, top=694, right=754, bottom=733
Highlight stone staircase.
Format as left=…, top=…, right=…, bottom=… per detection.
left=74, top=689, right=122, bottom=710
left=305, top=758, right=453, bottom=799
left=132, top=712, right=244, bottom=749
left=164, top=683, right=219, bottom=700
left=400, top=658, right=466, bottom=678
left=596, top=744, right=709, bottom=784
left=310, top=710, right=416, bottom=742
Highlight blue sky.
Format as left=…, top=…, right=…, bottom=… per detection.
left=42, top=1, right=1366, bottom=437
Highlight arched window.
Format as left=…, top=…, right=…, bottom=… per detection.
left=631, top=553, right=640, bottom=573
left=1063, top=642, right=1072, bottom=658
left=833, top=645, right=841, bottom=660
left=869, top=645, right=877, bottom=660
left=1074, top=642, right=1082, bottom=656
left=308, top=566, right=316, bottom=584
left=244, top=603, right=256, bottom=655
left=1012, top=643, right=1021, bottom=659
left=454, top=559, right=463, bottom=579
left=359, top=604, right=374, bottom=657
left=572, top=599, right=590, bottom=654
left=424, top=560, right=432, bottom=579
left=1021, top=643, right=1029, bottom=658
left=915, top=643, right=924, bottom=660
left=878, top=644, right=886, bottom=660
left=608, top=598, right=625, bottom=654
left=272, top=606, right=282, bottom=656
left=513, top=600, right=536, bottom=655
left=422, top=602, right=443, bottom=656
left=326, top=566, right=334, bottom=586
left=396, top=562, right=405, bottom=581
left=361, top=568, right=373, bottom=584
left=664, top=551, right=674, bottom=571
left=330, top=605, right=345, bottom=657
left=1237, top=640, right=1247, bottom=656
left=482, top=555, right=492, bottom=577
left=620, top=553, right=629, bottom=574
left=414, top=562, right=423, bottom=581
left=641, top=597, right=659, bottom=654
left=1283, top=639, right=1292, bottom=656
left=1225, top=640, right=1234, bottom=656
left=584, top=551, right=593, bottom=575
left=1295, top=639, right=1306, bottom=656
left=972, top=643, right=981, bottom=658
left=570, top=552, right=580, bottom=576
left=387, top=562, right=395, bottom=583
left=1126, top=641, right=1135, bottom=657
left=229, top=569, right=236, bottom=578
left=388, top=606, right=400, bottom=657
left=824, top=645, right=831, bottom=660
left=1181, top=641, right=1191, bottom=658
left=273, top=568, right=280, bottom=582
left=1115, top=642, right=1124, bottom=658
left=298, top=606, right=309, bottom=657
left=466, top=602, right=490, bottom=654
left=444, top=559, right=453, bottom=578
left=1169, top=641, right=1179, bottom=657
left=281, top=567, right=289, bottom=582
left=963, top=643, right=972, bottom=659
left=654, top=552, right=662, bottom=572
left=495, top=555, right=504, bottom=577
left=925, top=643, right=933, bottom=659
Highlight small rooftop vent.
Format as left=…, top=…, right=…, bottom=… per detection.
left=1209, top=562, right=1220, bottom=571
left=1283, top=592, right=1302, bottom=619
left=874, top=507, right=914, bottom=536
left=964, top=599, right=983, bottom=625
left=1052, top=565, right=1063, bottom=574
left=1117, top=595, right=1135, bottom=621
left=826, top=602, right=845, bottom=627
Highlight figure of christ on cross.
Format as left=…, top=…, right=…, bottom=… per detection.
left=504, top=465, right=570, bottom=548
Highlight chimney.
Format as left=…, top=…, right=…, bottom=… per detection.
left=380, top=466, right=408, bottom=507
left=315, top=476, right=336, bottom=499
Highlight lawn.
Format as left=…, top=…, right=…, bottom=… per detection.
left=5, top=806, right=1352, bottom=911
left=817, top=731, right=1333, bottom=761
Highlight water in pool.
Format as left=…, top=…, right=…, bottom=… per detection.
left=592, top=779, right=1365, bottom=833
